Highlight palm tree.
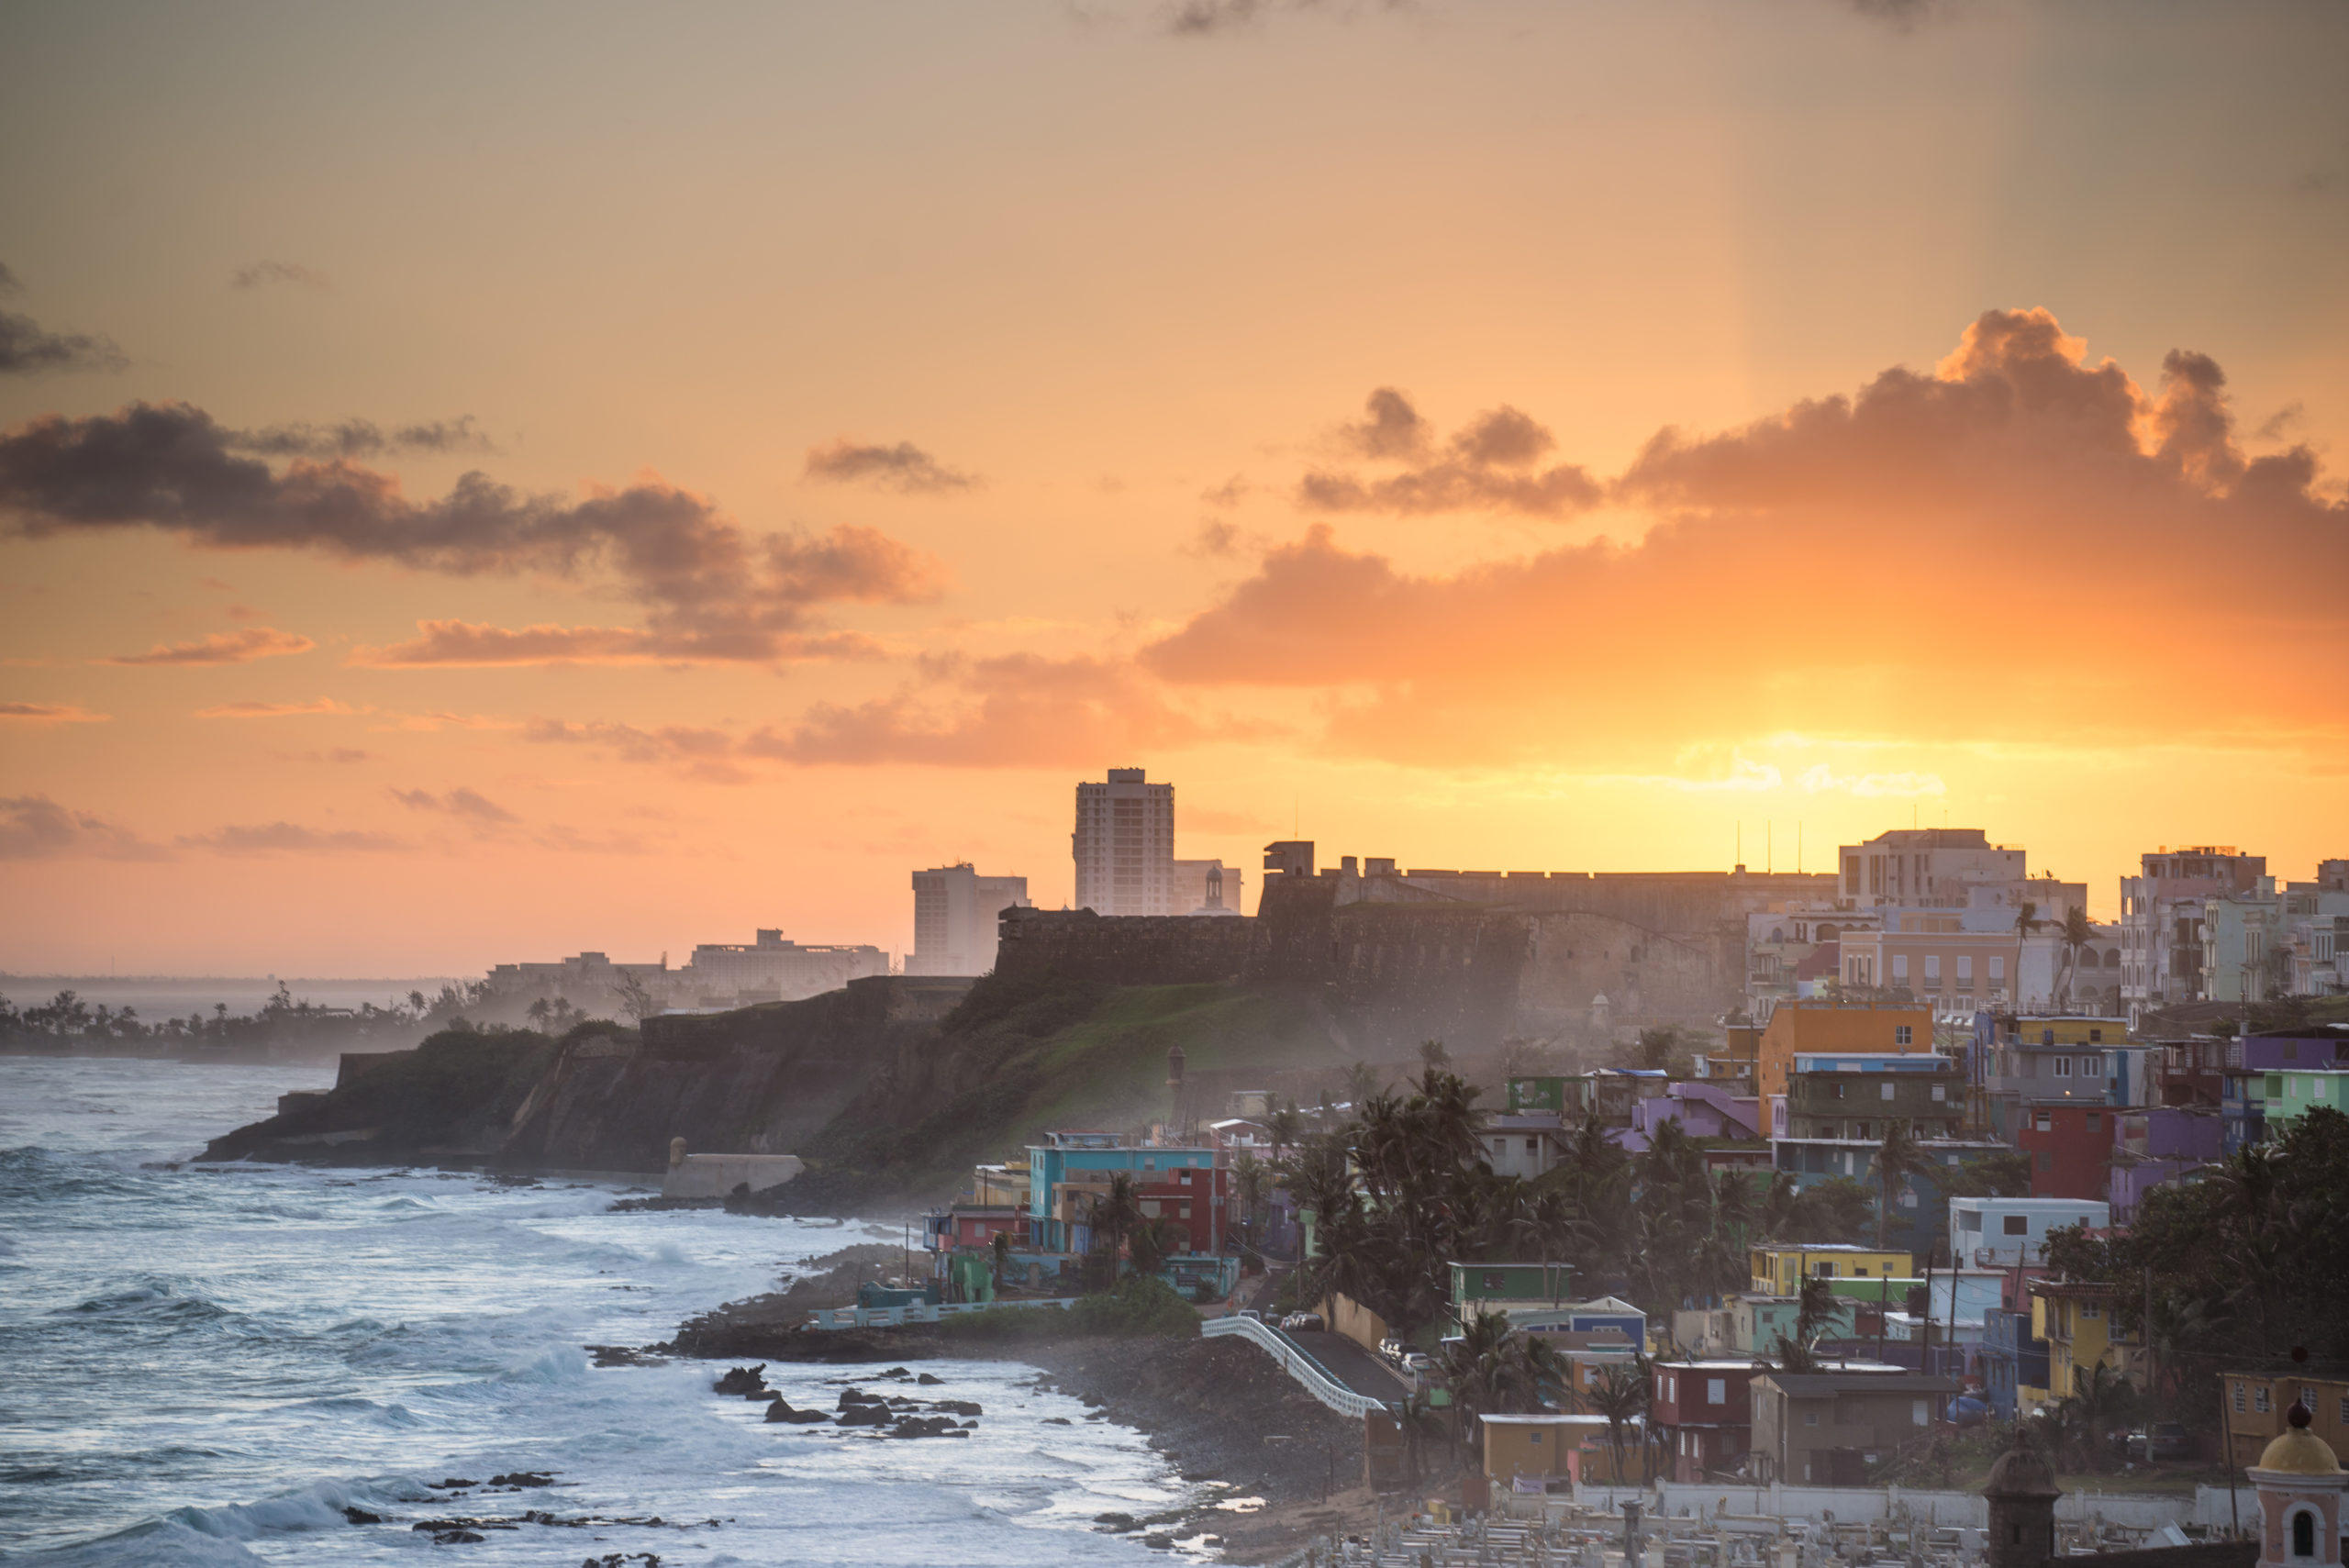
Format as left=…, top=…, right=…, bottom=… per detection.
left=2055, top=906, right=2094, bottom=1006
left=1583, top=1362, right=1649, bottom=1485
left=1266, top=1104, right=1302, bottom=1170
left=1231, top=1150, right=1267, bottom=1236
left=1419, top=1038, right=1452, bottom=1069
left=1874, top=1118, right=1930, bottom=1251
left=2065, top=1362, right=2139, bottom=1470
left=2013, top=900, right=2042, bottom=939
left=526, top=997, right=552, bottom=1032
left=1340, top=1060, right=1385, bottom=1109
left=990, top=1229, right=1012, bottom=1294
left=1092, top=1172, right=1143, bottom=1273
left=1756, top=1172, right=1800, bottom=1241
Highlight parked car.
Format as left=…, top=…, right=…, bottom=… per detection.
left=1235, top=1308, right=1263, bottom=1322
left=1401, top=1351, right=1434, bottom=1374
left=2126, top=1422, right=2194, bottom=1462
left=1282, top=1312, right=1326, bottom=1333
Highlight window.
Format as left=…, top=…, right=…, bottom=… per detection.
left=1882, top=1082, right=1897, bottom=1101
left=1990, top=956, right=2006, bottom=982
left=1932, top=1084, right=1947, bottom=1102
left=2255, top=1387, right=2271, bottom=1414
left=1833, top=1083, right=1846, bottom=1099
left=1814, top=1262, right=1836, bottom=1277
left=2035, top=1112, right=2053, bottom=1133
left=1925, top=955, right=1942, bottom=984
left=2234, top=1383, right=2246, bottom=1413
left=1957, top=956, right=1974, bottom=983
left=2084, top=1301, right=2099, bottom=1319
left=1708, top=1378, right=1726, bottom=1406
left=1895, top=1026, right=1913, bottom=1046
left=2082, top=1055, right=2103, bottom=1078
left=1525, top=1138, right=1539, bottom=1153
left=2294, top=1510, right=2315, bottom=1560
left=2054, top=1058, right=2073, bottom=1078
left=1805, top=1411, right=1819, bottom=1427
left=1893, top=955, right=1910, bottom=982
left=1912, top=1399, right=1930, bottom=1426
left=2089, top=1029, right=2104, bottom=1043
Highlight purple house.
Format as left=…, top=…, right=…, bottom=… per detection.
left=2109, top=1106, right=2224, bottom=1220
left=1614, top=1081, right=1765, bottom=1153
left=2237, top=1026, right=2349, bottom=1072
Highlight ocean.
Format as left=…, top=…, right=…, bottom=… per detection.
left=0, top=1057, right=1200, bottom=1566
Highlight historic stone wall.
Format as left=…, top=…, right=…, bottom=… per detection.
left=992, top=906, right=1260, bottom=989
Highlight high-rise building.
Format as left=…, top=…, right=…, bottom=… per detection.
left=1073, top=768, right=1175, bottom=916
left=908, top=864, right=1030, bottom=976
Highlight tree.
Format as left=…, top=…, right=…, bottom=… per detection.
left=1419, top=1038, right=1452, bottom=1069
left=2055, top=906, right=2094, bottom=1005
left=991, top=1229, right=1012, bottom=1294
left=1340, top=1060, right=1386, bottom=1108
left=1231, top=1150, right=1268, bottom=1237
left=1874, top=1118, right=1931, bottom=1251
left=1584, top=1362, right=1649, bottom=1485
left=2013, top=900, right=2042, bottom=939
left=1636, top=1026, right=1687, bottom=1073
left=1092, top=1172, right=1143, bottom=1273
left=526, top=997, right=552, bottom=1033
left=1128, top=1216, right=1181, bottom=1280
left=2063, top=1362, right=2139, bottom=1471
left=1266, top=1104, right=1303, bottom=1170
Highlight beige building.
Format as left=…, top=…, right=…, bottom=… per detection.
left=1839, top=828, right=2026, bottom=910
left=908, top=863, right=1030, bottom=976
left=1751, top=1372, right=1958, bottom=1485
left=1838, top=915, right=2021, bottom=1018
left=1172, top=857, right=1243, bottom=916
left=1073, top=768, right=1176, bottom=916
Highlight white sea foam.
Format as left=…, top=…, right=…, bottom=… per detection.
left=0, top=1056, right=1194, bottom=1566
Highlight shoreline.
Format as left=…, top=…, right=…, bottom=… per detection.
left=656, top=1259, right=1383, bottom=1564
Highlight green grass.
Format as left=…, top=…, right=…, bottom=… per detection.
left=796, top=980, right=1341, bottom=1199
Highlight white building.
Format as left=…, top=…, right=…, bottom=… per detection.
left=1947, top=1196, right=2110, bottom=1268
left=1073, top=768, right=1176, bottom=916
left=907, top=864, right=1030, bottom=976
left=1837, top=828, right=2026, bottom=910
left=1172, top=857, right=1243, bottom=916
left=680, top=930, right=887, bottom=1006
left=2119, top=845, right=2266, bottom=1018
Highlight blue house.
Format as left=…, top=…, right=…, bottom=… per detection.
left=1978, top=1307, right=2047, bottom=1421
left=1025, top=1129, right=1219, bottom=1253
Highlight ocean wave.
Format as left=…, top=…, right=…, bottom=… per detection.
left=0, top=1518, right=266, bottom=1568
left=50, top=1281, right=232, bottom=1325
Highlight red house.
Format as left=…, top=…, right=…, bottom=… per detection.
left=1651, top=1361, right=1759, bottom=1482
left=2016, top=1102, right=2116, bottom=1200
left=1136, top=1162, right=1230, bottom=1255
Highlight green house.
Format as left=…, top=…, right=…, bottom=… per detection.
left=2265, top=1069, right=2349, bottom=1127
left=1449, top=1261, right=1578, bottom=1310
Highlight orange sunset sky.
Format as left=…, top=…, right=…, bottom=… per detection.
left=3, top=1, right=2345, bottom=976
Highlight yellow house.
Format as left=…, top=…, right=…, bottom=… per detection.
left=2028, top=1280, right=2140, bottom=1414
left=1756, top=1001, right=1935, bottom=1101
left=1748, top=1243, right=1913, bottom=1296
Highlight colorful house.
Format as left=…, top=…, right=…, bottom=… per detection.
left=1024, top=1129, right=1223, bottom=1253
left=1652, top=1361, right=1763, bottom=1481
left=2016, top=1102, right=2117, bottom=1200
left=2025, top=1279, right=2140, bottom=1414
left=1749, top=1243, right=1912, bottom=1295
left=1755, top=1001, right=1937, bottom=1102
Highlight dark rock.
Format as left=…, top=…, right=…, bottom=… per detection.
left=344, top=1507, right=384, bottom=1525
left=1094, top=1513, right=1140, bottom=1531
left=711, top=1365, right=767, bottom=1396
left=489, top=1472, right=555, bottom=1487
left=763, top=1398, right=827, bottom=1424
left=1142, top=1533, right=1174, bottom=1550
left=437, top=1478, right=480, bottom=1489
left=935, top=1399, right=982, bottom=1417
left=435, top=1529, right=487, bottom=1544
left=880, top=1366, right=910, bottom=1377
left=1042, top=1417, right=1072, bottom=1425
left=834, top=1402, right=892, bottom=1427
left=917, top=1373, right=942, bottom=1385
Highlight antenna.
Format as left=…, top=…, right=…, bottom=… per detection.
left=1767, top=821, right=1773, bottom=874
left=1798, top=823, right=1803, bottom=874
left=1736, top=822, right=1742, bottom=869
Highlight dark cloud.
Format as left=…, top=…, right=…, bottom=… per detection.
left=523, top=717, right=751, bottom=784
left=803, top=438, right=977, bottom=494
left=0, top=263, right=20, bottom=296
left=390, top=786, right=518, bottom=824
left=100, top=627, right=315, bottom=666
left=1304, top=391, right=1599, bottom=517
left=0, top=795, right=167, bottom=861
left=194, top=697, right=353, bottom=718
left=231, top=261, right=329, bottom=291
left=1147, top=308, right=2349, bottom=765
left=232, top=416, right=495, bottom=460
left=0, top=310, right=128, bottom=376
left=0, top=701, right=109, bottom=723
left=1341, top=386, right=1431, bottom=459
left=177, top=821, right=406, bottom=854
left=0, top=403, right=943, bottom=664
left=350, top=619, right=881, bottom=668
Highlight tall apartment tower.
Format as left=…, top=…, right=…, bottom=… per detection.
left=908, top=864, right=1030, bottom=976
left=1074, top=768, right=1175, bottom=916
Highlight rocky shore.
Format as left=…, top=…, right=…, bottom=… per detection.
left=651, top=1253, right=1375, bottom=1563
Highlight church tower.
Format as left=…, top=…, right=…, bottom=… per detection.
left=2253, top=1402, right=2345, bottom=1568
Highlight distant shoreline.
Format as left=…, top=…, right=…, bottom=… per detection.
left=0, top=1040, right=350, bottom=1066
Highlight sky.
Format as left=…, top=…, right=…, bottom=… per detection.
left=2, top=0, right=2345, bottom=975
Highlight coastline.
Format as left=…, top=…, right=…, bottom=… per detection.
left=660, top=1269, right=1376, bottom=1564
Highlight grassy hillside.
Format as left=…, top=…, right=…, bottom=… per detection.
left=787, top=979, right=1343, bottom=1207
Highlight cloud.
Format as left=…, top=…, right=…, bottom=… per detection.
left=0, top=403, right=944, bottom=662
left=178, top=821, right=406, bottom=854
left=349, top=619, right=883, bottom=668
left=390, top=785, right=518, bottom=824
left=522, top=716, right=751, bottom=782
left=0, top=795, right=167, bottom=861
left=0, top=309, right=127, bottom=376
left=0, top=263, right=19, bottom=296
left=803, top=438, right=977, bottom=494
left=231, top=261, right=329, bottom=290
left=231, top=416, right=495, bottom=460
left=101, top=627, right=316, bottom=666
left=1146, top=308, right=2349, bottom=767
left=194, top=697, right=355, bottom=718
left=1301, top=388, right=1600, bottom=517
left=740, top=652, right=1220, bottom=768
left=1798, top=763, right=1947, bottom=797
left=0, top=701, right=109, bottom=723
